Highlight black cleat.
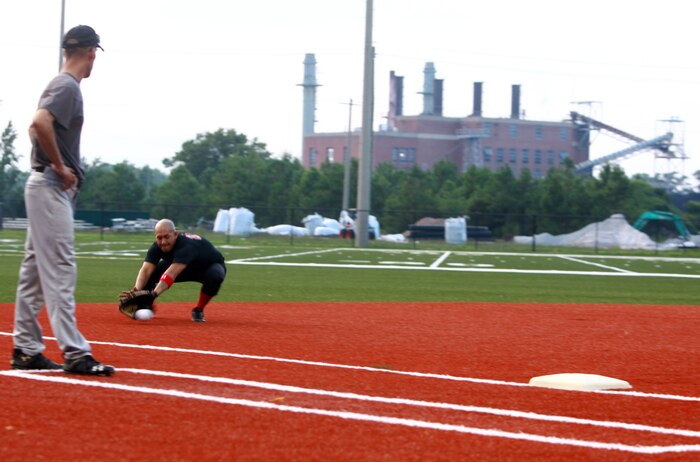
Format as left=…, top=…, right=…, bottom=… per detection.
left=191, top=308, right=206, bottom=322
left=63, top=355, right=115, bottom=376
left=11, top=348, right=62, bottom=370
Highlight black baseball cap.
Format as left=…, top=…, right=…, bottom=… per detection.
left=62, top=25, right=103, bottom=50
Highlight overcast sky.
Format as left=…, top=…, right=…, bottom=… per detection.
left=1, top=0, right=698, bottom=183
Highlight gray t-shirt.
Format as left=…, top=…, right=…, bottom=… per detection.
left=31, top=72, right=85, bottom=184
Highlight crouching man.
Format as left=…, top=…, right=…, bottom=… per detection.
left=132, top=219, right=226, bottom=322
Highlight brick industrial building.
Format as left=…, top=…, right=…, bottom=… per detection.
left=300, top=55, right=590, bottom=177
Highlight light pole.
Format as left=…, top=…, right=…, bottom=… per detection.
left=341, top=99, right=358, bottom=211
left=355, top=0, right=374, bottom=248
left=58, top=0, right=66, bottom=71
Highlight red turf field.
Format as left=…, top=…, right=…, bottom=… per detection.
left=1, top=301, right=699, bottom=461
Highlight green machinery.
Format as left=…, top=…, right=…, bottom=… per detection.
left=633, top=211, right=692, bottom=240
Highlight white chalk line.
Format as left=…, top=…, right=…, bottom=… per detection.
left=430, top=251, right=452, bottom=268
left=558, top=255, right=635, bottom=273
left=1, top=368, right=698, bottom=455
left=98, top=368, right=700, bottom=439
left=227, top=248, right=700, bottom=278
left=227, top=260, right=700, bottom=278
left=1, top=331, right=698, bottom=403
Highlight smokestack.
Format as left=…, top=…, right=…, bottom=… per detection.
left=511, top=84, right=521, bottom=119
left=420, top=62, right=436, bottom=115
left=434, top=79, right=443, bottom=116
left=299, top=53, right=320, bottom=136
left=388, top=71, right=404, bottom=129
left=472, top=82, right=483, bottom=117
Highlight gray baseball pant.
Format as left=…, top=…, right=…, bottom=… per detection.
left=14, top=171, right=92, bottom=361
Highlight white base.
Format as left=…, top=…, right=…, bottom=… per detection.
left=528, top=373, right=632, bottom=391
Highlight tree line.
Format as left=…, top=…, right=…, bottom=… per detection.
left=2, top=124, right=700, bottom=237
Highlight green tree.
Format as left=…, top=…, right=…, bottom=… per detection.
left=536, top=166, right=593, bottom=233
left=383, top=166, right=437, bottom=233
left=164, top=128, right=271, bottom=186
left=295, top=162, right=346, bottom=215
left=432, top=160, right=467, bottom=216
left=589, top=164, right=631, bottom=216
left=263, top=154, right=305, bottom=225
left=460, top=165, right=492, bottom=200
left=371, top=162, right=402, bottom=219
left=78, top=161, right=146, bottom=210
left=152, top=165, right=205, bottom=226
left=1, top=122, right=21, bottom=200
left=684, top=201, right=700, bottom=233
left=207, top=150, right=302, bottom=226
left=623, top=177, right=671, bottom=222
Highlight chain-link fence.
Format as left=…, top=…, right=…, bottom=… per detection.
left=6, top=199, right=668, bottom=252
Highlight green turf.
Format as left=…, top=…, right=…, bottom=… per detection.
left=1, top=229, right=699, bottom=305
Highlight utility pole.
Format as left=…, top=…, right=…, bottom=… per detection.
left=341, top=99, right=358, bottom=211
left=355, top=0, right=374, bottom=248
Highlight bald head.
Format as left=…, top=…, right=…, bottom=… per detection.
left=155, top=219, right=176, bottom=234
left=154, top=219, right=178, bottom=253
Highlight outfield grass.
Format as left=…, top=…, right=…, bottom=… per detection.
left=1, top=229, right=699, bottom=305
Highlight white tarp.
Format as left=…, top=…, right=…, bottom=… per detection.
left=213, top=207, right=259, bottom=236
left=264, top=224, right=309, bottom=236
left=368, top=215, right=381, bottom=238
left=213, top=209, right=230, bottom=233
left=340, top=210, right=381, bottom=238
left=513, top=214, right=657, bottom=250
left=229, top=207, right=257, bottom=236
left=214, top=209, right=383, bottom=239
left=445, top=217, right=467, bottom=245
left=302, top=213, right=323, bottom=235
left=378, top=233, right=407, bottom=243
left=314, top=217, right=341, bottom=236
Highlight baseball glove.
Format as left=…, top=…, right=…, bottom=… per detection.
left=118, top=289, right=157, bottom=319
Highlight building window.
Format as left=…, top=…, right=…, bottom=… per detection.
left=483, top=147, right=492, bottom=163
left=547, top=150, right=555, bottom=165
left=509, top=148, right=517, bottom=164
left=309, top=147, right=317, bottom=166
left=534, top=150, right=542, bottom=164
left=560, top=126, right=569, bottom=141
left=392, top=147, right=415, bottom=163
left=326, top=147, right=334, bottom=163
left=509, top=123, right=518, bottom=138
left=483, top=122, right=492, bottom=137
left=534, top=168, right=542, bottom=178
left=559, top=151, right=569, bottom=163
left=496, top=148, right=504, bottom=163
left=522, top=149, right=529, bottom=164
left=535, top=125, right=543, bottom=140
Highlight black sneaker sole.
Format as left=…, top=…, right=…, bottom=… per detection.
left=63, top=366, right=115, bottom=377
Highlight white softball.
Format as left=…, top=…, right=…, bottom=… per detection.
left=134, top=309, right=154, bottom=321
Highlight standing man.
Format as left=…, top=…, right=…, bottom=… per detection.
left=11, top=25, right=114, bottom=376
left=128, top=219, right=227, bottom=322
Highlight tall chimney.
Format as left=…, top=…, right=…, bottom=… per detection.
left=299, top=53, right=320, bottom=136
left=420, top=62, right=436, bottom=115
left=434, top=79, right=443, bottom=116
left=388, top=71, right=404, bottom=130
left=472, top=81, right=483, bottom=117
left=511, top=84, right=521, bottom=119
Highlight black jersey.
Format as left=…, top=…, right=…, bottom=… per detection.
left=145, top=232, right=224, bottom=273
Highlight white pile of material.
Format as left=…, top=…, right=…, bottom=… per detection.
left=213, top=207, right=260, bottom=236
left=445, top=217, right=467, bottom=245
left=513, top=214, right=657, bottom=250
left=213, top=208, right=382, bottom=238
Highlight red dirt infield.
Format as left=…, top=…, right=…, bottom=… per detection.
left=1, top=301, right=699, bottom=461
